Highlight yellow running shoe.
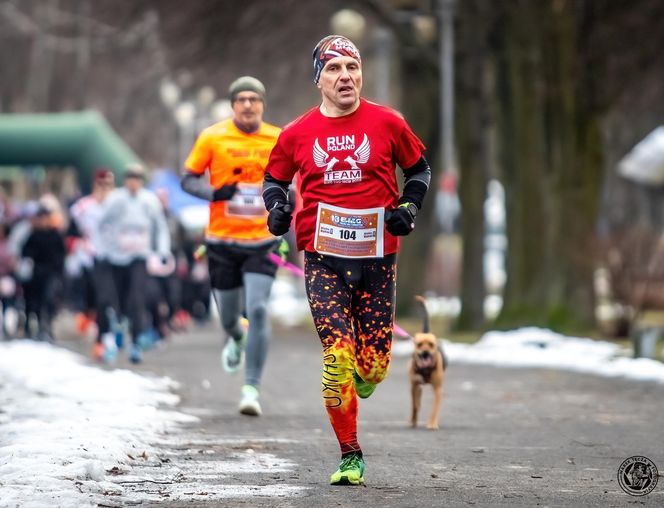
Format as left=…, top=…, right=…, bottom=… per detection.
left=330, top=453, right=365, bottom=485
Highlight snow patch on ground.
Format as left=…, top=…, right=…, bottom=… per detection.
left=393, top=327, right=664, bottom=384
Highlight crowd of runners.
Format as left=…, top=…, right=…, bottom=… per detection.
left=0, top=165, right=211, bottom=364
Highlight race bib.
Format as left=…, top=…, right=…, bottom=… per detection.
left=314, top=203, right=384, bottom=258
left=118, top=228, right=149, bottom=253
left=226, top=183, right=267, bottom=217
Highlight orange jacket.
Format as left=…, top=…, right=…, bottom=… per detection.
left=185, top=119, right=281, bottom=243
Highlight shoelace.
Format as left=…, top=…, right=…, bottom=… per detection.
left=339, top=454, right=362, bottom=472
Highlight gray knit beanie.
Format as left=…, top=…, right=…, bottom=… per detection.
left=228, top=76, right=266, bottom=102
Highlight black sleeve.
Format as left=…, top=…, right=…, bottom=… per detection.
left=399, top=156, right=431, bottom=209
left=181, top=172, right=214, bottom=202
left=21, top=234, right=34, bottom=258
left=66, top=216, right=81, bottom=238
left=262, top=171, right=291, bottom=211
left=54, top=233, right=66, bottom=272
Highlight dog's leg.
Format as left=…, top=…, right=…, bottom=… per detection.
left=411, top=382, right=422, bottom=427
left=426, top=384, right=443, bottom=429
left=427, top=359, right=444, bottom=430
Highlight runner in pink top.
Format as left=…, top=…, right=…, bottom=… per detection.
left=263, top=34, right=431, bottom=486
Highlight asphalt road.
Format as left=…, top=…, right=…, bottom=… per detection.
left=62, top=319, right=664, bottom=507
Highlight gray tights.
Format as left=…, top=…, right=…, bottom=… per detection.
left=213, top=272, right=274, bottom=388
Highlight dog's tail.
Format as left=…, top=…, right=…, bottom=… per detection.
left=414, top=295, right=430, bottom=334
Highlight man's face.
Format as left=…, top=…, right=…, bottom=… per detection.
left=34, top=213, right=51, bottom=229
left=317, top=56, right=362, bottom=111
left=94, top=175, right=115, bottom=196
left=231, top=91, right=264, bottom=130
left=124, top=175, right=143, bottom=193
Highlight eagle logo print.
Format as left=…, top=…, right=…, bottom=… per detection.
left=345, top=134, right=371, bottom=169
left=313, top=138, right=339, bottom=171
left=313, top=134, right=371, bottom=184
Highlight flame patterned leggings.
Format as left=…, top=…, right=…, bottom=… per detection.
left=304, top=252, right=397, bottom=457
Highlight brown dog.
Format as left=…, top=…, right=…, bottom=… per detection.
left=409, top=296, right=446, bottom=430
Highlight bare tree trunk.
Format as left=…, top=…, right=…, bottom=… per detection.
left=494, top=1, right=603, bottom=331
left=394, top=54, right=440, bottom=316
left=74, top=0, right=91, bottom=109
left=455, top=0, right=495, bottom=330
left=26, top=1, right=58, bottom=111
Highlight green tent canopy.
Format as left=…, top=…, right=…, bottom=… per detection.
left=0, top=111, right=142, bottom=190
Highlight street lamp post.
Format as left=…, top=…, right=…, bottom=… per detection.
left=174, top=101, right=196, bottom=172
left=439, top=0, right=456, bottom=176
left=194, top=86, right=216, bottom=134
left=160, top=78, right=232, bottom=173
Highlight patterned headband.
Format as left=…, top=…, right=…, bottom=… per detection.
left=312, top=35, right=362, bottom=84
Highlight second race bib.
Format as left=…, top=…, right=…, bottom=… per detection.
left=226, top=183, right=267, bottom=217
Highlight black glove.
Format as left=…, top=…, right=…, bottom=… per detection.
left=212, top=183, right=237, bottom=201
left=385, top=202, right=418, bottom=236
left=267, top=203, right=293, bottom=236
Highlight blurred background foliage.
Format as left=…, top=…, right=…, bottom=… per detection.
left=2, top=0, right=664, bottom=335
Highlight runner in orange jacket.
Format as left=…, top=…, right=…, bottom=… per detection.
left=182, top=76, right=281, bottom=416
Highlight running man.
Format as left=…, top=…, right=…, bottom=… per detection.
left=94, top=163, right=171, bottom=364
left=181, top=76, right=281, bottom=416
left=67, top=168, right=115, bottom=358
left=262, top=35, right=430, bottom=485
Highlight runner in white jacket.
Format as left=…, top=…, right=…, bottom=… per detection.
left=94, top=163, right=171, bottom=363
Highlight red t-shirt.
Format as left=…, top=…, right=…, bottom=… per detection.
left=266, top=98, right=425, bottom=254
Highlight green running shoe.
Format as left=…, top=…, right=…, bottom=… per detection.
left=330, top=453, right=365, bottom=485
left=353, top=371, right=377, bottom=399
left=238, top=384, right=262, bottom=416
left=221, top=331, right=247, bottom=374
